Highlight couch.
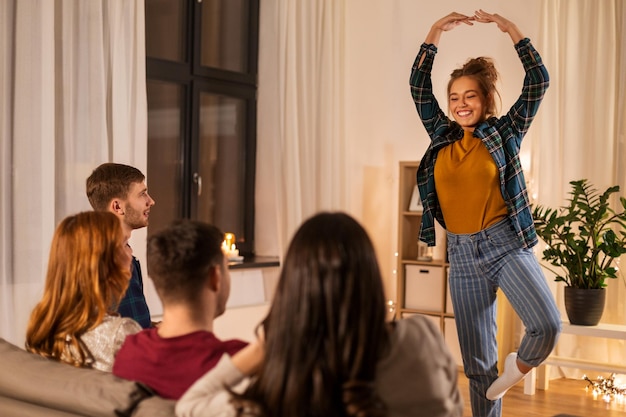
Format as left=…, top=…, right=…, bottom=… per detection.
left=0, top=338, right=175, bottom=416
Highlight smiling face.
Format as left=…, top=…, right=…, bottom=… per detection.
left=448, top=75, right=488, bottom=131
left=122, top=181, right=155, bottom=231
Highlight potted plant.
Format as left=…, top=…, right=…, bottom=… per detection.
left=532, top=179, right=626, bottom=325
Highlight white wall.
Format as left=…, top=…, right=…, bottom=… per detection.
left=254, top=0, right=543, bottom=303
left=148, top=267, right=280, bottom=343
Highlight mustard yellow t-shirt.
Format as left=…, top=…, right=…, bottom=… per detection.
left=434, top=130, right=508, bottom=234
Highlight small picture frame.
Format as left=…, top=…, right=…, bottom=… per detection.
left=408, top=185, right=423, bottom=212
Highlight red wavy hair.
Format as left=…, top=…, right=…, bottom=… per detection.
left=25, top=211, right=131, bottom=367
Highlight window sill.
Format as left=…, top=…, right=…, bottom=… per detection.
left=228, top=255, right=280, bottom=270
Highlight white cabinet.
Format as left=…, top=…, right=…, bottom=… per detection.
left=404, top=265, right=445, bottom=311
left=444, top=317, right=463, bottom=367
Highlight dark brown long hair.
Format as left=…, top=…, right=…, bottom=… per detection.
left=25, top=211, right=131, bottom=367
left=232, top=212, right=390, bottom=417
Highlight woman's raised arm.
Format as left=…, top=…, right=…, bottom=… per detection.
left=473, top=9, right=524, bottom=44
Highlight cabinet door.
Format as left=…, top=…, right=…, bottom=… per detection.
left=404, top=265, right=444, bottom=311
left=444, top=317, right=463, bottom=367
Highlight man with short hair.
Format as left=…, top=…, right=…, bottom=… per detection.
left=112, top=220, right=247, bottom=400
left=86, top=163, right=155, bottom=329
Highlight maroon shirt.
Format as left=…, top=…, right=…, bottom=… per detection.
left=112, top=328, right=247, bottom=399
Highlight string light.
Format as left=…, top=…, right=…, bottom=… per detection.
left=390, top=250, right=398, bottom=319
left=584, top=374, right=626, bottom=404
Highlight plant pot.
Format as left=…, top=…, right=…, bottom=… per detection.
left=564, top=287, right=606, bottom=326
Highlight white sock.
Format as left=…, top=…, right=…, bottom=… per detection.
left=485, top=352, right=527, bottom=401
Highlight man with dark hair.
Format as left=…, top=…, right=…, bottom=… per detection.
left=86, top=162, right=155, bottom=328
left=112, top=220, right=247, bottom=400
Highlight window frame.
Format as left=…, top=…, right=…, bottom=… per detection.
left=145, top=0, right=259, bottom=256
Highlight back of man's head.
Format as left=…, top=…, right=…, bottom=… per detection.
left=147, top=220, right=225, bottom=305
left=86, top=163, right=145, bottom=211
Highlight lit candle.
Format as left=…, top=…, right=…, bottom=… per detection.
left=224, top=233, right=235, bottom=249
left=221, top=233, right=241, bottom=260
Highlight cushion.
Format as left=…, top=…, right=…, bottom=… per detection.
left=0, top=338, right=159, bottom=417
left=133, top=396, right=176, bottom=417
left=0, top=395, right=80, bottom=417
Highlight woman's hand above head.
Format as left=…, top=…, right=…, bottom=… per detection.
left=425, top=12, right=474, bottom=46
left=473, top=9, right=524, bottom=44
left=434, top=12, right=475, bottom=32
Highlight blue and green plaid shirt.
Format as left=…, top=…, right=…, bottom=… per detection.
left=409, top=38, right=549, bottom=249
left=117, top=257, right=152, bottom=329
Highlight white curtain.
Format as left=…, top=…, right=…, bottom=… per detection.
left=0, top=0, right=146, bottom=347
left=532, top=0, right=626, bottom=377
left=256, top=0, right=347, bottom=257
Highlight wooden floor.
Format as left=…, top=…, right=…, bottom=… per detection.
left=457, top=371, right=626, bottom=416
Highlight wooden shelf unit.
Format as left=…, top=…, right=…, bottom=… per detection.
left=396, top=161, right=462, bottom=366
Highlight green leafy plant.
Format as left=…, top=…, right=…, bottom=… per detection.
left=532, top=179, right=626, bottom=289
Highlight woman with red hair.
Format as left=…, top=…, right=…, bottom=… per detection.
left=26, top=211, right=141, bottom=371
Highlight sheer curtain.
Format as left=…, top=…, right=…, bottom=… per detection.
left=256, top=0, right=346, bottom=256
left=531, top=0, right=626, bottom=376
left=0, top=0, right=146, bottom=347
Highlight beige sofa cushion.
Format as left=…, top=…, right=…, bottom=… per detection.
left=0, top=338, right=172, bottom=416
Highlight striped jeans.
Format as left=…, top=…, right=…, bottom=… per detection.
left=447, top=218, right=561, bottom=417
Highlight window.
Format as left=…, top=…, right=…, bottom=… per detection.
left=145, top=0, right=259, bottom=256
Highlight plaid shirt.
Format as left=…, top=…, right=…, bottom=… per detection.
left=117, top=257, right=152, bottom=328
left=409, top=38, right=549, bottom=248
